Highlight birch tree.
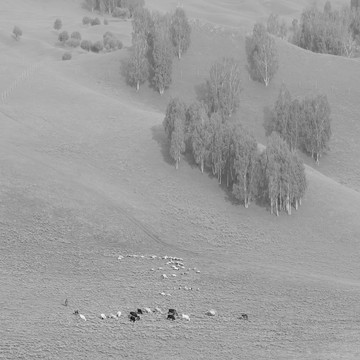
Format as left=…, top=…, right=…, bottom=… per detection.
left=300, top=94, right=331, bottom=164
left=206, top=57, right=242, bottom=119
left=246, top=23, right=279, bottom=86
left=126, top=33, right=149, bottom=91
left=232, top=125, right=259, bottom=208
left=170, top=118, right=186, bottom=169
left=186, top=102, right=211, bottom=173
left=170, top=7, right=191, bottom=59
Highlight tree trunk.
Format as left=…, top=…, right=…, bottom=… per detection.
left=270, top=197, right=273, bottom=215
left=178, top=45, right=181, bottom=59
left=299, top=198, right=302, bottom=206
left=175, top=159, right=178, bottom=170
left=136, top=81, right=140, bottom=91
left=200, top=158, right=204, bottom=173
left=294, top=199, right=298, bottom=210
left=275, top=197, right=279, bottom=216
left=159, top=87, right=164, bottom=95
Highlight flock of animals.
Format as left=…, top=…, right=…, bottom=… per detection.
left=64, top=253, right=249, bottom=323
left=69, top=304, right=248, bottom=323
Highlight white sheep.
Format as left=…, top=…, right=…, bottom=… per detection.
left=161, top=274, right=168, bottom=279
left=182, top=314, right=190, bottom=321
left=116, top=311, right=122, bottom=318
left=79, top=314, right=87, bottom=321
left=172, top=274, right=177, bottom=277
left=100, top=313, right=106, bottom=320
left=144, top=307, right=152, bottom=313
left=109, top=313, right=117, bottom=319
left=154, top=307, right=163, bottom=314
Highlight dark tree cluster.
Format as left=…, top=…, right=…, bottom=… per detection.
left=265, top=84, right=332, bottom=164
left=291, top=1, right=360, bottom=57
left=125, top=6, right=191, bottom=94
left=163, top=96, right=307, bottom=215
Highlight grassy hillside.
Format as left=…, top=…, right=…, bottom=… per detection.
left=1, top=0, right=360, bottom=359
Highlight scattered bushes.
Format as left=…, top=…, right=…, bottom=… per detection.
left=103, top=31, right=123, bottom=51
left=71, top=31, right=82, bottom=40
left=54, top=18, right=62, bottom=31
left=80, top=39, right=92, bottom=51
left=13, top=26, right=22, bottom=40
left=58, top=30, right=69, bottom=43
left=91, top=40, right=104, bottom=53
left=91, top=17, right=101, bottom=26
left=82, top=16, right=91, bottom=25
left=66, top=38, right=80, bottom=47
left=112, top=7, right=130, bottom=19
left=62, top=52, right=72, bottom=61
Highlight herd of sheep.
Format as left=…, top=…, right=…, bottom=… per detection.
left=66, top=253, right=248, bottom=323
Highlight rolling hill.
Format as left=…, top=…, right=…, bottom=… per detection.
left=1, top=0, right=360, bottom=359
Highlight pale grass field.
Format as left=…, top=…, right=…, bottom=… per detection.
left=1, top=0, right=360, bottom=359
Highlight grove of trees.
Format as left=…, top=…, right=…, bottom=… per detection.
left=265, top=84, right=332, bottom=164
left=291, top=1, right=360, bottom=57
left=125, top=5, right=191, bottom=94
left=162, top=93, right=307, bottom=215
left=246, top=23, right=279, bottom=86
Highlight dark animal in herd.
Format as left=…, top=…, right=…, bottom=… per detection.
left=241, top=313, right=248, bottom=320
left=168, top=308, right=178, bottom=316
left=129, top=311, right=141, bottom=322
left=167, top=314, right=176, bottom=321
left=137, top=308, right=143, bottom=314
left=73, top=310, right=79, bottom=315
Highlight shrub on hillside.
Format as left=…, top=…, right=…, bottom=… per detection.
left=103, top=31, right=123, bottom=51
left=91, top=40, right=104, bottom=53
left=82, top=16, right=91, bottom=25
left=62, top=52, right=72, bottom=60
left=71, top=31, right=82, bottom=41
left=91, top=17, right=101, bottom=26
left=54, top=18, right=62, bottom=31
left=80, top=39, right=92, bottom=51
left=66, top=38, right=80, bottom=47
left=13, top=26, right=22, bottom=40
left=112, top=7, right=130, bottom=19
left=58, top=30, right=69, bottom=43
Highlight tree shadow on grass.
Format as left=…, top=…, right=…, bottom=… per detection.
left=151, top=124, right=174, bottom=167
